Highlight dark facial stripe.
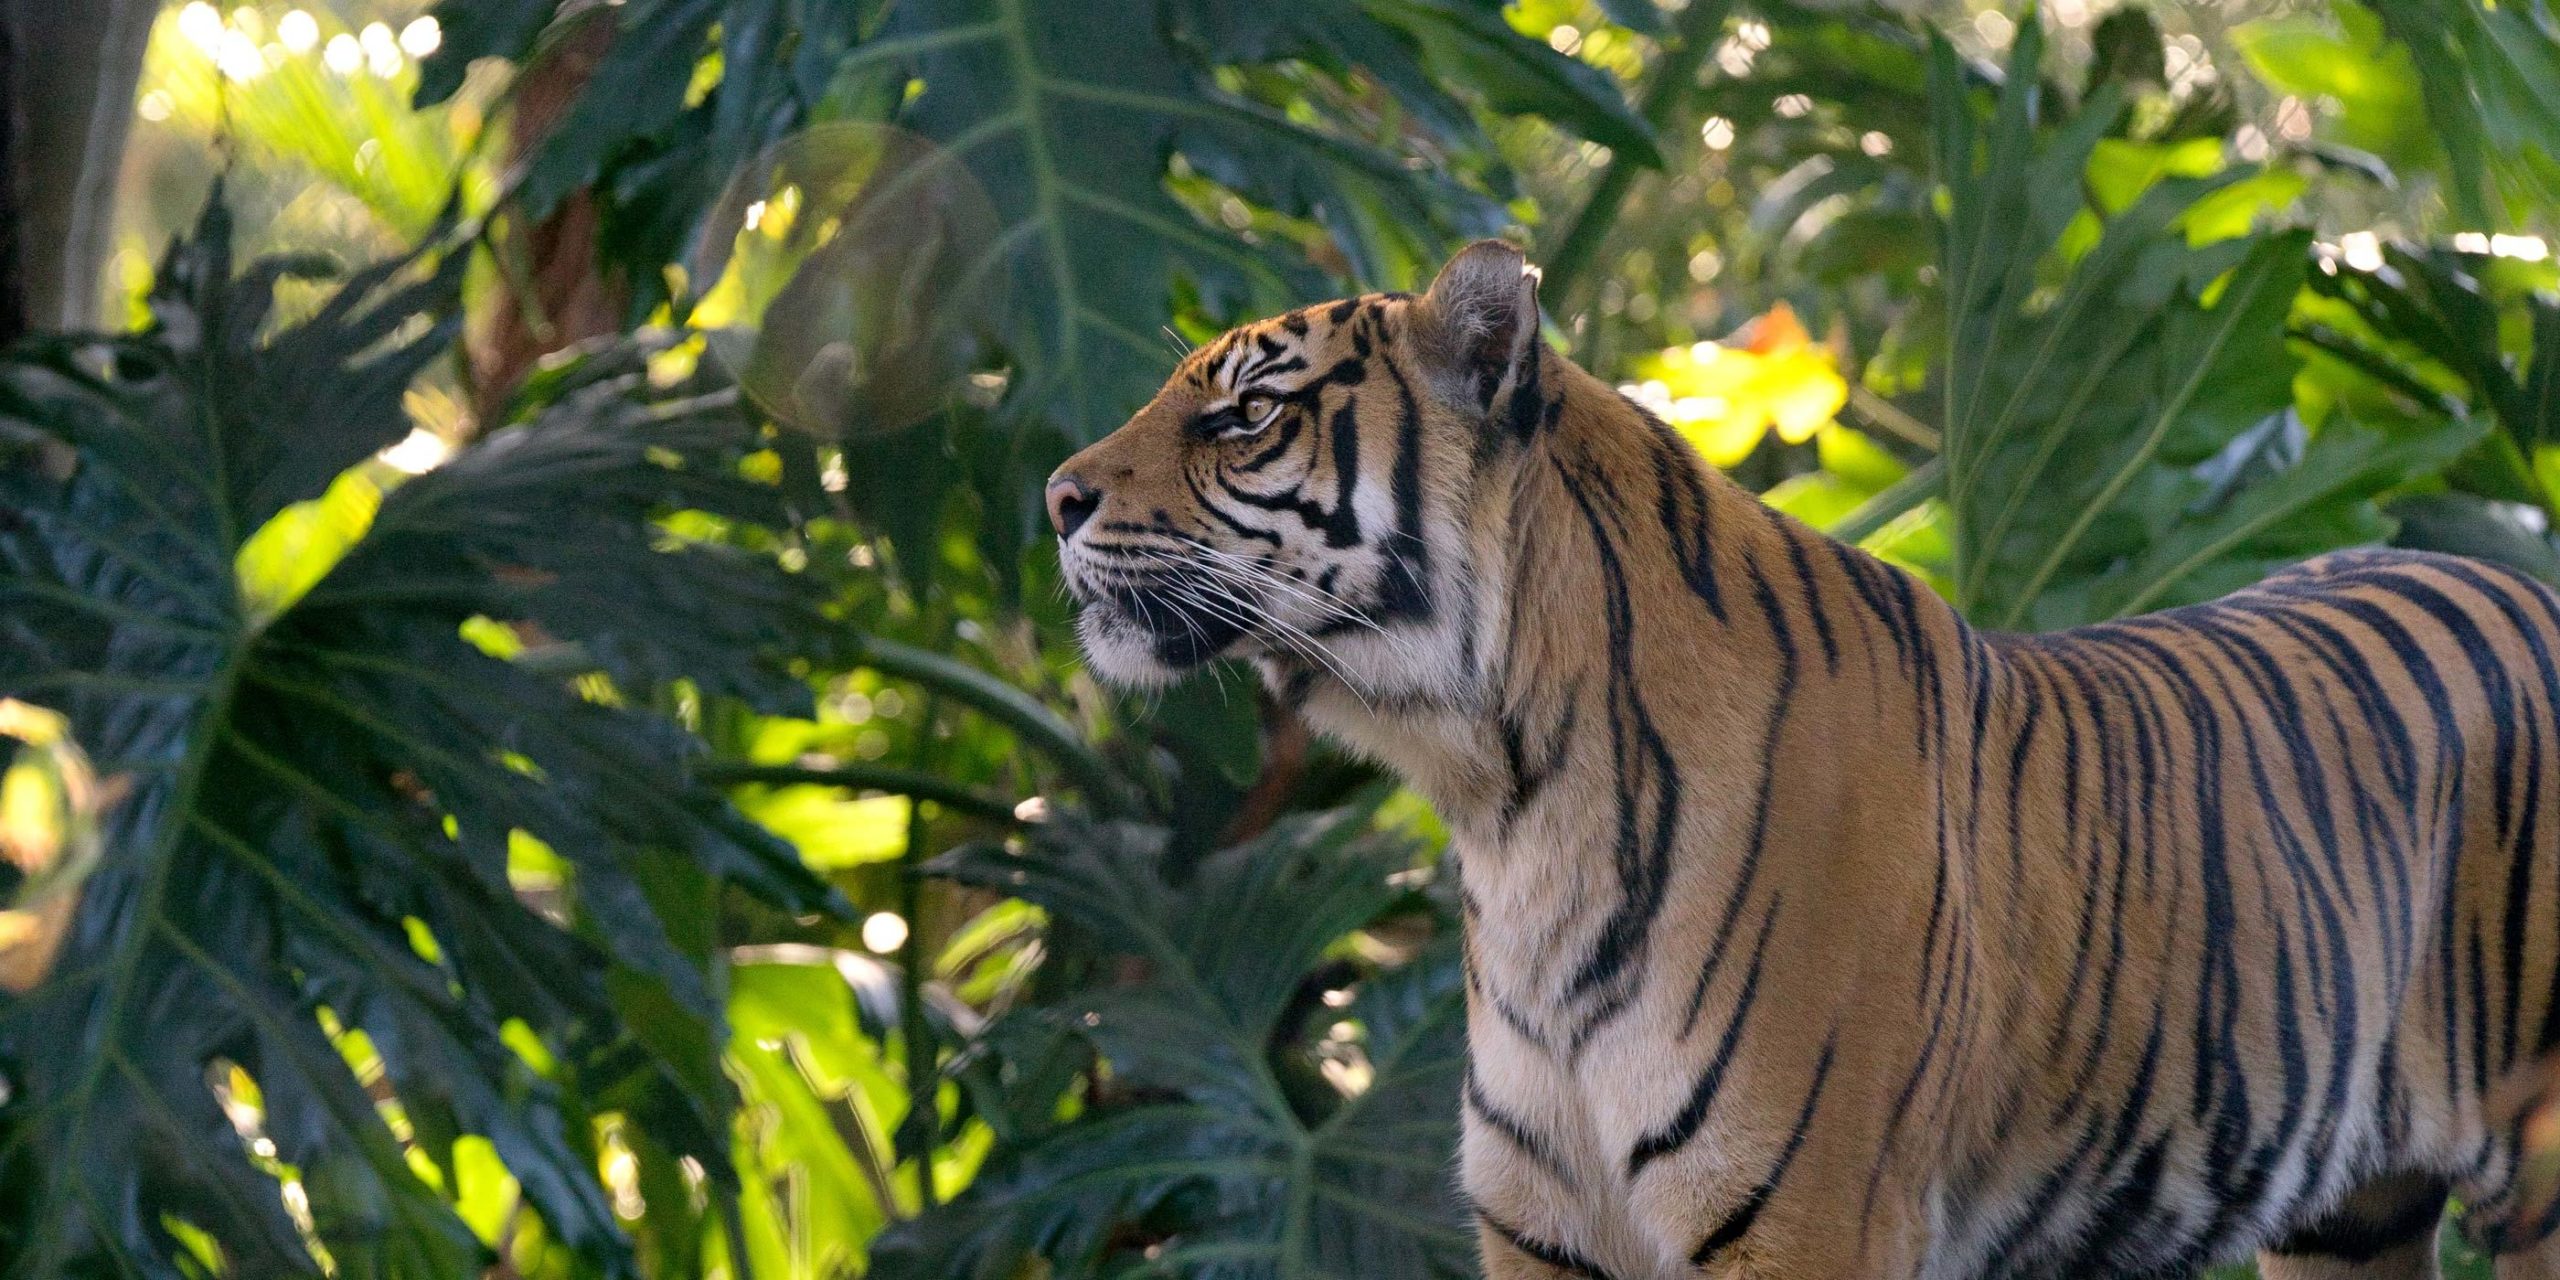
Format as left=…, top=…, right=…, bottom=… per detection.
left=1185, top=469, right=1282, bottom=546
left=1234, top=410, right=1304, bottom=473
left=1373, top=356, right=1433, bottom=620
left=1214, top=395, right=1363, bottom=546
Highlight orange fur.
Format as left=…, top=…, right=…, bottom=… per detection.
left=1052, top=243, right=2560, bottom=1279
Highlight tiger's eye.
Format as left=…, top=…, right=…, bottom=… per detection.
left=1239, top=393, right=1278, bottom=424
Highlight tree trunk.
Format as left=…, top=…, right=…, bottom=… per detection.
left=5, top=0, right=154, bottom=335
left=0, top=3, right=27, bottom=350
left=468, top=8, right=627, bottom=427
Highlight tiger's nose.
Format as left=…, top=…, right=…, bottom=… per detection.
left=1046, top=474, right=1101, bottom=540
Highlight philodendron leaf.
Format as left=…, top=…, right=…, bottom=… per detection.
left=1929, top=20, right=2477, bottom=631
left=870, top=808, right=1473, bottom=1280
left=2360, top=0, right=2560, bottom=227
left=0, top=201, right=837, bottom=1277
left=872, top=0, right=1529, bottom=441
left=2309, top=243, right=2560, bottom=457
left=419, top=0, right=1646, bottom=441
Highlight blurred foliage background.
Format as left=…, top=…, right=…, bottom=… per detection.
left=3, top=0, right=2560, bottom=1275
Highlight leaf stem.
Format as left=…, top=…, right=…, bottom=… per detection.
left=1846, top=386, right=1942, bottom=451
left=1831, top=456, right=1944, bottom=545
left=696, top=761, right=1020, bottom=826
left=855, top=636, right=1138, bottom=814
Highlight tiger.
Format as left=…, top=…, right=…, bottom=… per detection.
left=1044, top=238, right=2560, bottom=1280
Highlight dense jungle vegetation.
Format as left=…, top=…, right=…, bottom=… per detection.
left=4, top=0, right=2560, bottom=1274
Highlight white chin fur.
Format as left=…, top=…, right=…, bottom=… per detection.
left=1075, top=609, right=1188, bottom=689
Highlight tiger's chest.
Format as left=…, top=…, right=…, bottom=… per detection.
left=1453, top=826, right=1789, bottom=1280
left=1458, top=985, right=1754, bottom=1280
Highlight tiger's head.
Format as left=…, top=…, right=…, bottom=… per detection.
left=1048, top=241, right=1548, bottom=703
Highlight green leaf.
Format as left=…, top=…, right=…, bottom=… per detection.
left=155, top=19, right=470, bottom=238
left=1928, top=20, right=2476, bottom=630
left=2310, top=243, right=2560, bottom=460
left=415, top=0, right=562, bottom=105
left=724, top=958, right=903, bottom=1275
left=2085, top=6, right=2167, bottom=93
left=1591, top=0, right=1667, bottom=36
left=1366, top=0, right=1661, bottom=167
left=0, top=201, right=838, bottom=1277
left=856, top=636, right=1139, bottom=814
left=873, top=807, right=1471, bottom=1279
left=2059, top=407, right=2482, bottom=621
left=2361, top=0, right=2560, bottom=225
left=511, top=0, right=723, bottom=218
left=421, top=0, right=877, bottom=316
left=874, top=0, right=1463, bottom=441
left=2233, top=4, right=2435, bottom=173
left=426, top=0, right=1638, bottom=440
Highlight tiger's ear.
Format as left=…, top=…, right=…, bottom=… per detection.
left=1413, top=240, right=1542, bottom=417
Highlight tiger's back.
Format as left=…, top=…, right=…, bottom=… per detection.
left=1916, top=547, right=2560, bottom=1277
left=1047, top=240, right=2560, bottom=1278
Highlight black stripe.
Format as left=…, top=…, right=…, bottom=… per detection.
left=1649, top=418, right=1726, bottom=623
left=1187, top=470, right=1283, bottom=546
left=1777, top=520, right=1840, bottom=675
left=1465, top=1067, right=1579, bottom=1190
left=1632, top=900, right=1779, bottom=1175
left=1552, top=456, right=1684, bottom=1037
left=1374, top=358, right=1433, bottom=619
left=1690, top=1037, right=1837, bottom=1263
left=1479, top=1212, right=1618, bottom=1280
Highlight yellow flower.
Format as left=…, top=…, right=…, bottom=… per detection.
left=1621, top=303, right=1849, bottom=468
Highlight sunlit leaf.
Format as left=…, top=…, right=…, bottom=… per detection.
left=1929, top=20, right=2479, bottom=630
left=871, top=806, right=1470, bottom=1280
left=0, top=200, right=838, bottom=1278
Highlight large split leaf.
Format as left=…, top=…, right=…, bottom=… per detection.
left=423, top=0, right=1649, bottom=441
left=2306, top=243, right=2560, bottom=462
left=869, top=806, right=1472, bottom=1280
left=423, top=0, right=879, bottom=324
left=853, top=0, right=1647, bottom=441
left=1929, top=21, right=2480, bottom=631
left=0, top=204, right=837, bottom=1277
left=2363, top=0, right=2560, bottom=227
left=2295, top=242, right=2560, bottom=583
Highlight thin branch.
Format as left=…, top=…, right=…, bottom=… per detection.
left=897, top=692, right=945, bottom=1213
left=1218, top=692, right=1310, bottom=847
